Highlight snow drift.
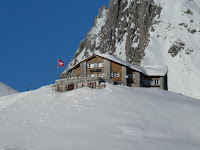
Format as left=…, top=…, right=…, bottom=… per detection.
left=0, top=84, right=200, bottom=150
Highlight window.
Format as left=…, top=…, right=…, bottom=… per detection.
left=128, top=74, right=132, bottom=78
left=91, top=74, right=96, bottom=78
left=133, top=74, right=136, bottom=79
left=94, top=63, right=98, bottom=68
left=145, top=80, right=149, bottom=86
left=98, top=63, right=104, bottom=67
left=98, top=73, right=103, bottom=77
left=87, top=63, right=90, bottom=68
left=117, top=73, right=120, bottom=78
left=152, top=79, right=161, bottom=85
left=111, top=73, right=114, bottom=78
left=113, top=73, right=117, bottom=77
left=111, top=72, right=120, bottom=78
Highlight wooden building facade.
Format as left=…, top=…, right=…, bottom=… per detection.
left=56, top=54, right=168, bottom=92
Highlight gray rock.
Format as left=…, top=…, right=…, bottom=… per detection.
left=168, top=41, right=185, bottom=57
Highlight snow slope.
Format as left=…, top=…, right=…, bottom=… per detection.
left=141, top=0, right=200, bottom=99
left=0, top=84, right=200, bottom=150
left=0, top=82, right=18, bottom=97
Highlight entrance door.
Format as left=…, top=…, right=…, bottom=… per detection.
left=68, top=83, right=74, bottom=91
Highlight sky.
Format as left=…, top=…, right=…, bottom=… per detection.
left=0, top=0, right=109, bottom=92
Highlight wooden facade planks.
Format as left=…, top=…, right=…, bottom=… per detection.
left=75, top=65, right=81, bottom=77
left=127, top=68, right=137, bottom=83
left=58, top=54, right=167, bottom=91
left=141, top=75, right=161, bottom=87
left=111, top=61, right=122, bottom=82
left=87, top=56, right=105, bottom=77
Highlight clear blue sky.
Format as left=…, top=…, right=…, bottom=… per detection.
left=0, top=0, right=108, bottom=92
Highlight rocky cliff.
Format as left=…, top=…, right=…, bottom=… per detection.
left=61, top=0, right=200, bottom=99
left=65, top=0, right=161, bottom=67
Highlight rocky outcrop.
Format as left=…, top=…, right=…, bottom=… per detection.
left=62, top=0, right=162, bottom=78
left=168, top=41, right=185, bottom=57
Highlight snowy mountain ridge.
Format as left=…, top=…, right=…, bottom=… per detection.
left=0, top=82, right=18, bottom=97
left=62, top=0, right=200, bottom=99
left=0, top=84, right=200, bottom=149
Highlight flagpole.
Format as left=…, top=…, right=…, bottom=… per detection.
left=57, top=58, right=59, bottom=80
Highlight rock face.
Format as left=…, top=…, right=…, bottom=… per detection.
left=65, top=0, right=161, bottom=71
left=62, top=0, right=200, bottom=99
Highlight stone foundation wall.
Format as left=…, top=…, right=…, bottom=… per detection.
left=160, top=75, right=168, bottom=90
left=55, top=77, right=102, bottom=92
left=80, top=62, right=87, bottom=77
left=122, top=66, right=127, bottom=85
left=104, top=59, right=112, bottom=83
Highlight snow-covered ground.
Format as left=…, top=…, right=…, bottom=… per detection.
left=0, top=82, right=18, bottom=97
left=0, top=84, right=200, bottom=150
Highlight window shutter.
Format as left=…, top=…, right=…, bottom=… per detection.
left=133, top=74, right=136, bottom=79
left=158, top=80, right=161, bottom=85
left=111, top=73, right=114, bottom=78
left=87, top=64, right=90, bottom=68
left=149, top=80, right=152, bottom=85
left=117, top=73, right=120, bottom=78
left=152, top=80, right=155, bottom=85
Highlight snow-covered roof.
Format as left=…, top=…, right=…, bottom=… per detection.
left=142, top=65, right=168, bottom=76
left=66, top=53, right=168, bottom=76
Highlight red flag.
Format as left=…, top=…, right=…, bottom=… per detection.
left=58, top=59, right=64, bottom=67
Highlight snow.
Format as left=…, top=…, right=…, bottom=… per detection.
left=143, top=65, right=168, bottom=76
left=0, top=82, right=18, bottom=97
left=0, top=84, right=200, bottom=150
left=114, top=33, right=128, bottom=60
left=141, top=0, right=200, bottom=99
left=90, top=8, right=107, bottom=47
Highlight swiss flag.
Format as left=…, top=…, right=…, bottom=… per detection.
left=58, top=59, right=64, bottom=67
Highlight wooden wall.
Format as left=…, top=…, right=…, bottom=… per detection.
left=111, top=61, right=122, bottom=82
left=75, top=65, right=81, bottom=77
left=87, top=56, right=105, bottom=76
left=141, top=75, right=161, bottom=87
left=127, top=68, right=136, bottom=83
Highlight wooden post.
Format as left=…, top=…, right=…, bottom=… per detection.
left=30, top=83, right=32, bottom=91
left=7, top=88, right=11, bottom=95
